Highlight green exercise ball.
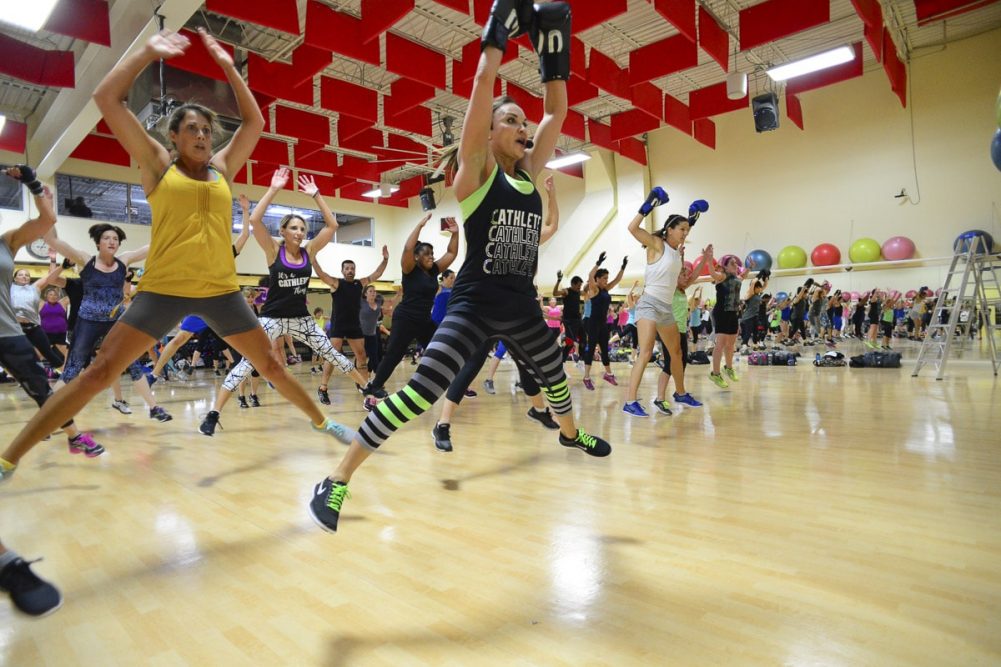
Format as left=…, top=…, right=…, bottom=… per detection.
left=849, top=237, right=882, bottom=263
left=777, top=245, right=807, bottom=269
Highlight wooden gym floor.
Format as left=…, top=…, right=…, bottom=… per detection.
left=1, top=338, right=999, bottom=666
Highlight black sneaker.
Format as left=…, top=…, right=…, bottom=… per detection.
left=238, top=395, right=249, bottom=409
left=651, top=399, right=673, bottom=415
left=199, top=411, right=221, bottom=436
left=362, top=383, right=389, bottom=399
left=526, top=407, right=560, bottom=430
left=249, top=394, right=261, bottom=408
left=558, top=429, right=611, bottom=457
left=308, top=478, right=350, bottom=533
left=317, top=387, right=331, bottom=405
left=0, top=557, right=62, bottom=616
left=149, top=406, right=173, bottom=422
left=432, top=422, right=453, bottom=452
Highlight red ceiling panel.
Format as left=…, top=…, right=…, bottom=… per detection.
left=865, top=19, right=885, bottom=62
left=739, top=0, right=829, bottom=51
left=663, top=94, right=691, bottom=135
left=390, top=78, right=436, bottom=113
left=44, top=0, right=110, bottom=47
left=587, top=48, right=629, bottom=99
left=387, top=134, right=429, bottom=161
left=395, top=175, right=425, bottom=199
left=340, top=156, right=381, bottom=183
left=95, top=119, right=112, bottom=135
left=361, top=0, right=415, bottom=43
left=341, top=127, right=385, bottom=154
left=291, top=43, right=332, bottom=86
left=785, top=43, right=864, bottom=97
left=688, top=81, right=747, bottom=119
left=631, top=82, right=664, bottom=120
left=628, top=34, right=698, bottom=85
left=275, top=106, right=330, bottom=145
left=320, top=77, right=378, bottom=123
left=384, top=102, right=433, bottom=137
left=914, top=0, right=995, bottom=26
left=850, top=0, right=883, bottom=27
left=234, top=164, right=248, bottom=185
left=587, top=119, right=618, bottom=151
left=293, top=140, right=326, bottom=164
left=311, top=174, right=353, bottom=194
left=206, top=0, right=299, bottom=33
left=698, top=6, right=729, bottom=72
left=564, top=110, right=587, bottom=142
left=337, top=114, right=374, bottom=142
left=0, top=34, right=74, bottom=88
left=69, top=134, right=130, bottom=166
left=247, top=53, right=313, bottom=105
left=881, top=33, right=907, bottom=107
left=571, top=38, right=587, bottom=77
left=787, top=93, right=804, bottom=130
left=568, top=0, right=629, bottom=32
left=507, top=84, right=544, bottom=123
left=386, top=34, right=447, bottom=90
left=617, top=136, right=647, bottom=165
left=304, top=1, right=381, bottom=66
left=251, top=138, right=290, bottom=166
left=1, top=119, right=28, bottom=154
left=169, top=29, right=234, bottom=82
left=653, top=0, right=697, bottom=43
left=294, top=147, right=339, bottom=174
left=693, top=118, right=716, bottom=149
left=609, top=109, right=660, bottom=141
left=567, top=75, right=599, bottom=106
left=431, top=0, right=468, bottom=12
left=252, top=163, right=294, bottom=189
left=339, top=181, right=378, bottom=202
left=556, top=161, right=584, bottom=179
left=451, top=68, right=501, bottom=98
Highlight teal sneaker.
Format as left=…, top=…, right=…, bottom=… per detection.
left=313, top=418, right=357, bottom=445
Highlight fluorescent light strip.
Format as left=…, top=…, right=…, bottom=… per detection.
left=0, top=115, right=6, bottom=135
left=546, top=152, right=591, bottom=169
left=766, top=46, right=855, bottom=82
left=0, top=0, right=59, bottom=31
left=361, top=186, right=399, bottom=198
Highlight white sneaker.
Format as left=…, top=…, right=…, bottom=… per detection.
left=111, top=399, right=132, bottom=415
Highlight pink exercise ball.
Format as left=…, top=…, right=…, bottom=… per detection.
left=683, top=260, right=694, bottom=273
left=882, top=236, right=916, bottom=261
left=905, top=289, right=917, bottom=298
left=811, top=243, right=841, bottom=266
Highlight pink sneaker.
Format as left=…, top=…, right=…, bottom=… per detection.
left=583, top=378, right=595, bottom=391
left=603, top=372, right=618, bottom=386
left=68, top=433, right=105, bottom=458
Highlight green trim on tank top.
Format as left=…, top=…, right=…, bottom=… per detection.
left=459, top=164, right=535, bottom=220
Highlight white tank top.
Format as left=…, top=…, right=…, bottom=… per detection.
left=642, top=242, right=680, bottom=304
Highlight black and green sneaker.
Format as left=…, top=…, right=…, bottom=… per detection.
left=559, top=429, right=611, bottom=457
left=309, top=478, right=350, bottom=533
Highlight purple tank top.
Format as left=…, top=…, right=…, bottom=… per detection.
left=40, top=301, right=68, bottom=334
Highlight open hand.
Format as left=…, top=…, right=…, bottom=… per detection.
left=270, top=167, right=290, bottom=190
left=198, top=28, right=233, bottom=68
left=145, top=30, right=190, bottom=60
left=297, top=173, right=319, bottom=197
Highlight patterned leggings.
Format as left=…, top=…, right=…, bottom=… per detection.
left=222, top=316, right=354, bottom=391
left=357, top=311, right=570, bottom=450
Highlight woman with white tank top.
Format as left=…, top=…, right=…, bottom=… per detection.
left=622, top=190, right=712, bottom=417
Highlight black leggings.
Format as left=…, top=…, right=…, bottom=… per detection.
left=582, top=320, right=610, bottom=366
left=660, top=330, right=689, bottom=376
left=369, top=315, right=438, bottom=390
left=740, top=319, right=756, bottom=347
left=20, top=322, right=64, bottom=367
left=364, top=333, right=381, bottom=372
left=562, top=319, right=584, bottom=361
left=789, top=317, right=807, bottom=339
left=358, top=311, right=569, bottom=449
left=0, top=335, right=74, bottom=428
left=445, top=340, right=542, bottom=404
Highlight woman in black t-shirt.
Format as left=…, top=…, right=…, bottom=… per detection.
left=362, top=213, right=459, bottom=400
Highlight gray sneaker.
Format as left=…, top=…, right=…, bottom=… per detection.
left=111, top=399, right=132, bottom=415
left=483, top=379, right=496, bottom=395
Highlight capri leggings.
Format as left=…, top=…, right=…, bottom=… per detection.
left=444, top=339, right=541, bottom=404
left=582, top=318, right=610, bottom=366
left=222, top=315, right=353, bottom=391
left=357, top=311, right=569, bottom=450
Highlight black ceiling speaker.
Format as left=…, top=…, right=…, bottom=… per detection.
left=752, top=92, right=779, bottom=133
left=419, top=187, right=436, bottom=211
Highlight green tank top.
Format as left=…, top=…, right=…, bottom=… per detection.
left=672, top=290, right=688, bottom=326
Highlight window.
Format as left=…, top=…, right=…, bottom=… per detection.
left=0, top=176, right=22, bottom=210
left=55, top=174, right=138, bottom=223
left=234, top=201, right=373, bottom=246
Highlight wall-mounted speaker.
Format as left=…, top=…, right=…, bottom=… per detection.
left=752, top=92, right=779, bottom=133
left=419, top=187, right=436, bottom=211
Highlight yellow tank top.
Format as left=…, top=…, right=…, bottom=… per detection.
left=139, top=164, right=239, bottom=297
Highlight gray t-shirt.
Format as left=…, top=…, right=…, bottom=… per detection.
left=359, top=297, right=383, bottom=337
left=0, top=239, right=26, bottom=338
left=10, top=283, right=40, bottom=325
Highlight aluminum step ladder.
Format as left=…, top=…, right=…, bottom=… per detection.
left=912, top=235, right=1001, bottom=379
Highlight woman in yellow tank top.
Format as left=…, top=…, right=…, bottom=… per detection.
left=1, top=29, right=355, bottom=474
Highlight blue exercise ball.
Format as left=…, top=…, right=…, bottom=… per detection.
left=775, top=291, right=788, bottom=302
left=745, top=249, right=772, bottom=272
left=992, top=129, right=1001, bottom=172
left=954, top=229, right=994, bottom=254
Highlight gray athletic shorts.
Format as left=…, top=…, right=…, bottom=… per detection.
left=120, top=291, right=260, bottom=340
left=634, top=293, right=676, bottom=327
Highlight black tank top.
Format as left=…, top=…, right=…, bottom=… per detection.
left=449, top=167, right=543, bottom=318
left=393, top=263, right=440, bottom=321
left=590, top=289, right=611, bottom=324
left=331, top=279, right=362, bottom=328
left=261, top=246, right=311, bottom=318
left=714, top=276, right=741, bottom=313
left=563, top=287, right=581, bottom=321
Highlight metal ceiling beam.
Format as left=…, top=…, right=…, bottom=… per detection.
left=31, top=0, right=204, bottom=179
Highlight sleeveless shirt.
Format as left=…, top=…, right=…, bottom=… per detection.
left=642, top=242, right=680, bottom=304
left=562, top=288, right=581, bottom=321
left=79, top=257, right=128, bottom=322
left=393, top=263, right=440, bottom=321
left=261, top=246, right=311, bottom=318
left=331, top=279, right=363, bottom=328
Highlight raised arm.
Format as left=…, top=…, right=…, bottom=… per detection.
left=539, top=175, right=560, bottom=244
left=3, top=170, right=58, bottom=255
left=118, top=244, right=150, bottom=266
left=310, top=252, right=338, bottom=287
left=232, top=194, right=252, bottom=256
left=34, top=259, right=66, bottom=292
left=454, top=45, right=504, bottom=201
left=435, top=217, right=461, bottom=271
left=250, top=168, right=289, bottom=265
left=587, top=252, right=606, bottom=293
left=401, top=213, right=432, bottom=274
left=40, top=227, right=91, bottom=268
left=299, top=174, right=338, bottom=256
left=688, top=244, right=713, bottom=283
left=518, top=5, right=571, bottom=179
left=553, top=270, right=567, bottom=297
left=361, top=246, right=390, bottom=287
left=606, top=257, right=627, bottom=291
left=628, top=187, right=670, bottom=248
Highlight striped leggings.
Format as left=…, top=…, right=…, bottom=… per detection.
left=222, top=316, right=354, bottom=391
left=358, top=311, right=571, bottom=450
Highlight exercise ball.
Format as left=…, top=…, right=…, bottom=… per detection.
left=906, top=289, right=917, bottom=298
left=700, top=258, right=719, bottom=276
left=744, top=249, right=772, bottom=272
left=777, top=245, right=807, bottom=269
left=992, top=129, right=1001, bottom=172
left=954, top=229, right=994, bottom=254
left=683, top=260, right=694, bottom=274
left=775, top=291, right=788, bottom=302
left=810, top=243, right=841, bottom=266
left=861, top=291, right=871, bottom=300
left=849, top=238, right=882, bottom=263
left=881, top=236, right=915, bottom=261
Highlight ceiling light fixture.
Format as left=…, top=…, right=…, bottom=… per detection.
left=766, top=46, right=855, bottom=82
left=362, top=185, right=399, bottom=198
left=0, top=0, right=59, bottom=31
left=0, top=115, right=6, bottom=135
left=546, top=152, right=591, bottom=169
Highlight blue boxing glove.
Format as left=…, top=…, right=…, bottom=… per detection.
left=638, top=186, right=669, bottom=216
left=688, top=199, right=709, bottom=224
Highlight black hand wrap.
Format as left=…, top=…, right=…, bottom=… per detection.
left=14, top=164, right=43, bottom=196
